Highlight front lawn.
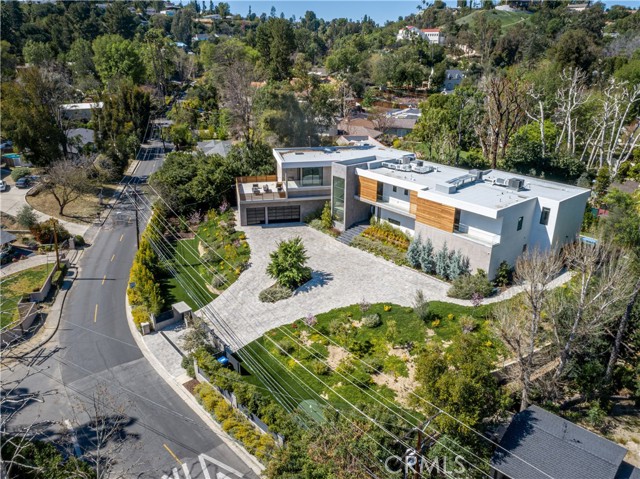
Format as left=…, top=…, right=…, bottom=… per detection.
left=0, top=263, right=52, bottom=327
left=239, top=301, right=498, bottom=418
left=163, top=209, right=250, bottom=310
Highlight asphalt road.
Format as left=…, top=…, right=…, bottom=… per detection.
left=2, top=135, right=260, bottom=479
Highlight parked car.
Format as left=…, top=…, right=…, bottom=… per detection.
left=0, top=180, right=6, bottom=192
left=15, top=177, right=32, bottom=189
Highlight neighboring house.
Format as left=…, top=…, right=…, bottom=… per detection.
left=192, top=33, right=211, bottom=42
left=396, top=26, right=444, bottom=45
left=385, top=108, right=421, bottom=137
left=66, top=128, right=95, bottom=155
left=568, top=2, right=592, bottom=12
left=236, top=146, right=589, bottom=278
left=196, top=139, right=232, bottom=157
left=443, top=69, right=464, bottom=92
left=60, top=102, right=103, bottom=121
left=0, top=231, right=17, bottom=258
left=491, top=405, right=640, bottom=479
left=337, top=118, right=382, bottom=139
left=336, top=135, right=384, bottom=148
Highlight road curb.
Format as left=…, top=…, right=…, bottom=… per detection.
left=3, top=249, right=83, bottom=361
left=123, top=296, right=265, bottom=476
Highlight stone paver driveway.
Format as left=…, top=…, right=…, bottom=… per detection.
left=203, top=223, right=464, bottom=347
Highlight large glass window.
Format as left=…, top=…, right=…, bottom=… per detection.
left=332, top=176, right=345, bottom=223
left=301, top=167, right=322, bottom=186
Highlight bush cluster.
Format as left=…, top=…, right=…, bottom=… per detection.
left=447, top=270, right=495, bottom=300
left=362, top=218, right=410, bottom=250
left=194, top=382, right=277, bottom=461
left=406, top=237, right=470, bottom=280
left=351, top=236, right=409, bottom=266
left=10, top=167, right=31, bottom=181
left=361, top=313, right=381, bottom=328
left=259, top=283, right=294, bottom=303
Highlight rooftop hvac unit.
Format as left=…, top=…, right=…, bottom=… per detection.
left=469, top=169, right=483, bottom=181
left=507, top=178, right=525, bottom=191
left=398, top=164, right=412, bottom=171
left=401, top=155, right=414, bottom=164
left=492, top=178, right=508, bottom=187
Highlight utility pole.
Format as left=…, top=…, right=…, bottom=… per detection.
left=50, top=218, right=60, bottom=270
left=133, top=185, right=140, bottom=250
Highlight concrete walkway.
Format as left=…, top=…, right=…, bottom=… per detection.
left=202, top=223, right=574, bottom=348
left=0, top=252, right=60, bottom=278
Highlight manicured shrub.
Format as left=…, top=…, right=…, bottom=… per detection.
left=434, top=242, right=449, bottom=278
left=10, top=167, right=31, bottom=181
left=259, top=283, right=293, bottom=303
left=276, top=338, right=296, bottom=355
left=320, top=201, right=334, bottom=230
left=362, top=219, right=410, bottom=249
left=266, top=236, right=311, bottom=289
left=182, top=355, right=195, bottom=378
left=351, top=236, right=409, bottom=266
left=362, top=313, right=381, bottom=328
left=73, top=234, right=86, bottom=247
left=447, top=270, right=495, bottom=299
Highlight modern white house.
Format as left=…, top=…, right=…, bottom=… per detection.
left=60, top=102, right=103, bottom=121
left=396, top=26, right=444, bottom=45
left=236, top=146, right=590, bottom=278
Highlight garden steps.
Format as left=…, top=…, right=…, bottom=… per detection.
left=336, top=223, right=368, bottom=246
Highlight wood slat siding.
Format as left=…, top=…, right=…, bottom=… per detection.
left=415, top=198, right=456, bottom=232
left=359, top=177, right=378, bottom=202
left=409, top=190, right=418, bottom=215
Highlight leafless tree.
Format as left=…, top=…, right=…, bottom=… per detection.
left=579, top=79, right=640, bottom=176
left=476, top=74, right=526, bottom=168
left=553, top=68, right=590, bottom=156
left=220, top=59, right=257, bottom=145
left=547, top=243, right=635, bottom=391
left=493, top=248, right=562, bottom=411
left=44, top=158, right=96, bottom=216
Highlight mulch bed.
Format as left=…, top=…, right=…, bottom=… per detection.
left=183, top=378, right=200, bottom=395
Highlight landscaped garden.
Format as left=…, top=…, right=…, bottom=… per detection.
left=238, top=298, right=498, bottom=414
left=0, top=263, right=53, bottom=328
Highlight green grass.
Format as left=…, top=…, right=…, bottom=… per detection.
left=456, top=9, right=531, bottom=32
left=0, top=264, right=53, bottom=328
left=163, top=210, right=250, bottom=310
left=164, top=238, right=216, bottom=310
left=238, top=302, right=499, bottom=420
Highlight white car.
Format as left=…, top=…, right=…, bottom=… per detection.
left=0, top=180, right=6, bottom=192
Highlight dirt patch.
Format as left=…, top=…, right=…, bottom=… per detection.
left=371, top=346, right=417, bottom=407
left=183, top=378, right=200, bottom=395
left=327, top=344, right=350, bottom=369
left=300, top=330, right=313, bottom=347
left=27, top=185, right=117, bottom=224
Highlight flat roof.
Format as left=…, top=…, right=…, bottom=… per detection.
left=358, top=159, right=589, bottom=213
left=60, top=102, right=103, bottom=110
left=274, top=145, right=411, bottom=167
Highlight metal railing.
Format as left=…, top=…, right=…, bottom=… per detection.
left=453, top=223, right=501, bottom=245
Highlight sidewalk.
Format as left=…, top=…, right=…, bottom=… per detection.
left=124, top=299, right=265, bottom=476
left=0, top=252, right=59, bottom=278
left=2, top=249, right=81, bottom=362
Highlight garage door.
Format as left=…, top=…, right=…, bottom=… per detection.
left=267, top=206, right=301, bottom=223
left=246, top=207, right=266, bottom=225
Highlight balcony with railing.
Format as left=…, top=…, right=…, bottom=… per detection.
left=236, top=175, right=287, bottom=202
left=285, top=180, right=331, bottom=199
left=453, top=223, right=501, bottom=246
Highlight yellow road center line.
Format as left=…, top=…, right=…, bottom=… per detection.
left=119, top=234, right=124, bottom=242
left=93, top=304, right=99, bottom=323
left=102, top=275, right=106, bottom=285
left=110, top=254, right=115, bottom=262
left=163, top=443, right=182, bottom=466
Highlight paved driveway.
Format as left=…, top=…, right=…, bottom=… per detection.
left=204, top=223, right=463, bottom=347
